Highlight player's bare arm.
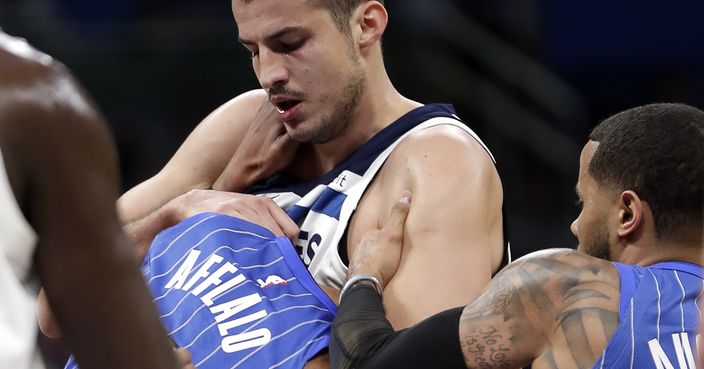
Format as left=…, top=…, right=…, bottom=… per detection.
left=117, top=89, right=269, bottom=224
left=348, top=125, right=505, bottom=328
left=0, top=46, right=179, bottom=368
left=458, top=249, right=620, bottom=369
left=119, top=90, right=300, bottom=252
left=334, top=198, right=620, bottom=369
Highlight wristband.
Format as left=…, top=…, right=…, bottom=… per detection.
left=339, top=274, right=383, bottom=304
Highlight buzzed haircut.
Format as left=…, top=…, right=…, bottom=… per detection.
left=307, top=0, right=385, bottom=33
left=238, top=0, right=385, bottom=34
left=589, top=103, right=704, bottom=244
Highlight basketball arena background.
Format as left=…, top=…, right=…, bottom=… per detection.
left=1, top=0, right=703, bottom=366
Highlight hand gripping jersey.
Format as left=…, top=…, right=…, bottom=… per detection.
left=246, top=104, right=511, bottom=288
left=65, top=213, right=336, bottom=369
left=593, top=261, right=703, bottom=369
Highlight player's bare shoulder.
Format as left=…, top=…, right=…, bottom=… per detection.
left=0, top=33, right=99, bottom=154
left=200, top=89, right=268, bottom=131
left=510, top=248, right=619, bottom=288
left=505, top=248, right=620, bottom=330
left=0, top=32, right=99, bottom=127
left=0, top=33, right=53, bottom=80
left=0, top=33, right=56, bottom=112
left=384, top=123, right=500, bottom=186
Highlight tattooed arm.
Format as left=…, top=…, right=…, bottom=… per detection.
left=330, top=191, right=620, bottom=369
left=457, top=248, right=620, bottom=369
left=330, top=248, right=620, bottom=369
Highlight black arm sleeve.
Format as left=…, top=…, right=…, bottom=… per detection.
left=330, top=283, right=467, bottom=369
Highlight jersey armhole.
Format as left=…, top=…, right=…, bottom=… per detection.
left=274, top=237, right=338, bottom=314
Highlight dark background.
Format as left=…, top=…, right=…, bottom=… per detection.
left=2, top=2, right=703, bottom=363
left=3, top=0, right=703, bottom=258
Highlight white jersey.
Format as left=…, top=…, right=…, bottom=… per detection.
left=246, top=104, right=509, bottom=288
left=0, top=148, right=42, bottom=369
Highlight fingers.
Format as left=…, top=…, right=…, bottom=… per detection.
left=383, top=191, right=411, bottom=237
left=174, top=347, right=196, bottom=369
left=264, top=198, right=300, bottom=241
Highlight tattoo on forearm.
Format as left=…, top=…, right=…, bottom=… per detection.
left=458, top=251, right=620, bottom=369
left=461, top=325, right=515, bottom=369
left=462, top=274, right=515, bottom=322
left=559, top=306, right=619, bottom=369
left=563, top=287, right=610, bottom=302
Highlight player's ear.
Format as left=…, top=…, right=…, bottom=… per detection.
left=351, top=1, right=387, bottom=50
left=616, top=190, right=644, bottom=238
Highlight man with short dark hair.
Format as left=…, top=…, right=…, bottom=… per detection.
left=118, top=0, right=508, bottom=331
left=331, top=103, right=704, bottom=369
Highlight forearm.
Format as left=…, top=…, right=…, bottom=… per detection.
left=39, top=236, right=178, bottom=369
left=330, top=283, right=466, bottom=369
left=123, top=205, right=177, bottom=261
left=212, top=160, right=260, bottom=192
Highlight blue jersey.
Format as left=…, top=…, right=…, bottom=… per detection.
left=65, top=213, right=336, bottom=369
left=593, top=261, right=703, bottom=369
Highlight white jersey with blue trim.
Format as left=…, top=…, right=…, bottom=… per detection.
left=246, top=104, right=509, bottom=288
left=592, top=261, right=703, bottom=369
left=65, top=212, right=336, bottom=369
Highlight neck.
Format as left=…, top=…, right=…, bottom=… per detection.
left=307, top=58, right=421, bottom=175
left=618, top=239, right=703, bottom=267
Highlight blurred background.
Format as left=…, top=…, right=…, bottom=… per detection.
left=2, top=0, right=703, bottom=365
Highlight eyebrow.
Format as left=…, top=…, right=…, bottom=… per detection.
left=238, top=26, right=305, bottom=46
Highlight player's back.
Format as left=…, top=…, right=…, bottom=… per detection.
left=594, top=261, right=702, bottom=369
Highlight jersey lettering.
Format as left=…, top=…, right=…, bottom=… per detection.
left=166, top=249, right=271, bottom=353
left=306, top=233, right=322, bottom=264
left=295, top=231, right=324, bottom=266
left=647, top=332, right=699, bottom=369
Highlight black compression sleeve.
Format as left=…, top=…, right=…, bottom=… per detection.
left=330, top=283, right=467, bottom=369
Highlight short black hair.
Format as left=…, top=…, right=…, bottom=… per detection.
left=307, top=0, right=385, bottom=33
left=589, top=103, right=704, bottom=244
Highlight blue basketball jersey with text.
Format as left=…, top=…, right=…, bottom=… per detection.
left=64, top=212, right=336, bottom=369
left=593, top=261, right=703, bottom=369
left=246, top=104, right=511, bottom=288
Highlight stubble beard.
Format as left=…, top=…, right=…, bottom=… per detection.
left=582, top=221, right=612, bottom=261
left=294, top=59, right=365, bottom=144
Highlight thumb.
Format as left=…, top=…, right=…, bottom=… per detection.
left=385, top=191, right=411, bottom=233
left=174, top=347, right=193, bottom=366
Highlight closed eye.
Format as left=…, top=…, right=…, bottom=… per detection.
left=275, top=38, right=306, bottom=54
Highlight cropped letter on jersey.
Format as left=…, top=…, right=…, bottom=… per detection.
left=593, top=262, right=703, bottom=369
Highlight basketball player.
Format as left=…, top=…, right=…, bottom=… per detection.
left=331, top=103, right=704, bottom=369
left=118, top=0, right=509, bottom=333
left=0, top=32, right=190, bottom=369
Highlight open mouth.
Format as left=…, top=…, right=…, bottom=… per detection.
left=275, top=100, right=301, bottom=113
